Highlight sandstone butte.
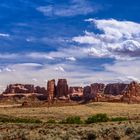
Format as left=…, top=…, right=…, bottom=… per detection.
left=1, top=79, right=140, bottom=104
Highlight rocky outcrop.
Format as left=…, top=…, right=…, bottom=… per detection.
left=47, top=79, right=56, bottom=102
left=69, top=87, right=83, bottom=101
left=122, top=81, right=140, bottom=103
left=83, top=86, right=92, bottom=101
left=56, top=79, right=68, bottom=97
left=3, top=84, right=35, bottom=94
left=83, top=83, right=105, bottom=101
left=91, top=83, right=105, bottom=100
left=34, top=86, right=47, bottom=94
left=104, top=83, right=128, bottom=96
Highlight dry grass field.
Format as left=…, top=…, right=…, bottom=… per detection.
left=0, top=102, right=140, bottom=121
left=0, top=102, right=140, bottom=140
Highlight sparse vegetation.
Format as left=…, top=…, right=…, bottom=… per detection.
left=110, top=117, right=128, bottom=122
left=85, top=113, right=109, bottom=124
left=59, top=116, right=83, bottom=124
left=47, top=119, right=56, bottom=124
left=0, top=115, right=42, bottom=123
left=0, top=102, right=139, bottom=139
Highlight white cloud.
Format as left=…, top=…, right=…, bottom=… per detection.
left=0, top=53, right=18, bottom=59
left=0, top=59, right=140, bottom=92
left=73, top=19, right=140, bottom=60
left=27, top=53, right=54, bottom=60
left=37, top=0, right=101, bottom=17
left=66, top=57, right=76, bottom=61
left=0, top=33, right=10, bottom=37
left=54, top=66, right=65, bottom=72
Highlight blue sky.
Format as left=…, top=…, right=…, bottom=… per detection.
left=0, top=0, right=140, bottom=90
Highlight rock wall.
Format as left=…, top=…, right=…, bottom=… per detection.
left=104, top=83, right=128, bottom=96
left=69, top=87, right=83, bottom=101
left=47, top=79, right=56, bottom=101
left=56, top=79, right=69, bottom=97
left=3, top=84, right=35, bottom=94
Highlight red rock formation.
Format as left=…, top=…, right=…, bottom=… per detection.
left=3, top=84, right=34, bottom=94
left=104, top=83, right=128, bottom=96
left=56, top=79, right=68, bottom=97
left=47, top=79, right=56, bottom=103
left=69, top=87, right=83, bottom=101
left=91, top=83, right=105, bottom=101
left=122, top=81, right=140, bottom=103
left=34, top=86, right=47, bottom=94
left=83, top=86, right=91, bottom=101
left=83, top=83, right=105, bottom=101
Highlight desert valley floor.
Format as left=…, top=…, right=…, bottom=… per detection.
left=0, top=102, right=139, bottom=140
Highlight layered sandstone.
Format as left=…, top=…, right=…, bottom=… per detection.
left=104, top=83, right=128, bottom=96
left=34, top=86, right=47, bottom=94
left=122, top=81, right=140, bottom=103
left=56, top=79, right=68, bottom=97
left=3, top=84, right=34, bottom=94
left=47, top=79, right=56, bottom=101
left=69, top=87, right=83, bottom=101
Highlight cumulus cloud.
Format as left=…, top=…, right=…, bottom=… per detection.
left=37, top=0, right=101, bottom=17
left=73, top=19, right=140, bottom=60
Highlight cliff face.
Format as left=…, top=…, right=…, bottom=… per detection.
left=3, top=84, right=47, bottom=94
left=47, top=79, right=56, bottom=100
left=69, top=87, right=83, bottom=101
left=122, top=81, right=140, bottom=103
left=91, top=83, right=105, bottom=96
left=3, top=84, right=35, bottom=94
left=104, top=83, right=128, bottom=96
left=2, top=80, right=140, bottom=103
left=56, top=79, right=69, bottom=97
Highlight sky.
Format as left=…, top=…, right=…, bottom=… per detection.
left=0, top=0, right=140, bottom=91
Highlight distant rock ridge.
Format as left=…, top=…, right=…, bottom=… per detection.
left=2, top=80, right=140, bottom=103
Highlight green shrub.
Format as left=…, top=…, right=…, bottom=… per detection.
left=85, top=113, right=109, bottom=124
left=59, top=116, right=83, bottom=124
left=110, top=117, right=128, bottom=122
left=0, top=116, right=42, bottom=123
left=47, top=119, right=56, bottom=124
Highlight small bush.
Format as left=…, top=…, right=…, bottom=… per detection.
left=125, top=127, right=134, bottom=135
left=59, top=116, right=83, bottom=124
left=85, top=113, right=109, bottom=124
left=110, top=117, right=128, bottom=122
left=87, top=132, right=96, bottom=140
left=47, top=119, right=56, bottom=124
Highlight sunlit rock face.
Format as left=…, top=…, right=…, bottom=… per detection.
left=3, top=84, right=35, bottom=94
left=69, top=87, right=83, bottom=101
left=56, top=79, right=69, bottom=97
left=91, top=83, right=105, bottom=96
left=47, top=79, right=56, bottom=100
left=122, top=81, right=140, bottom=103
left=83, top=83, right=105, bottom=101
